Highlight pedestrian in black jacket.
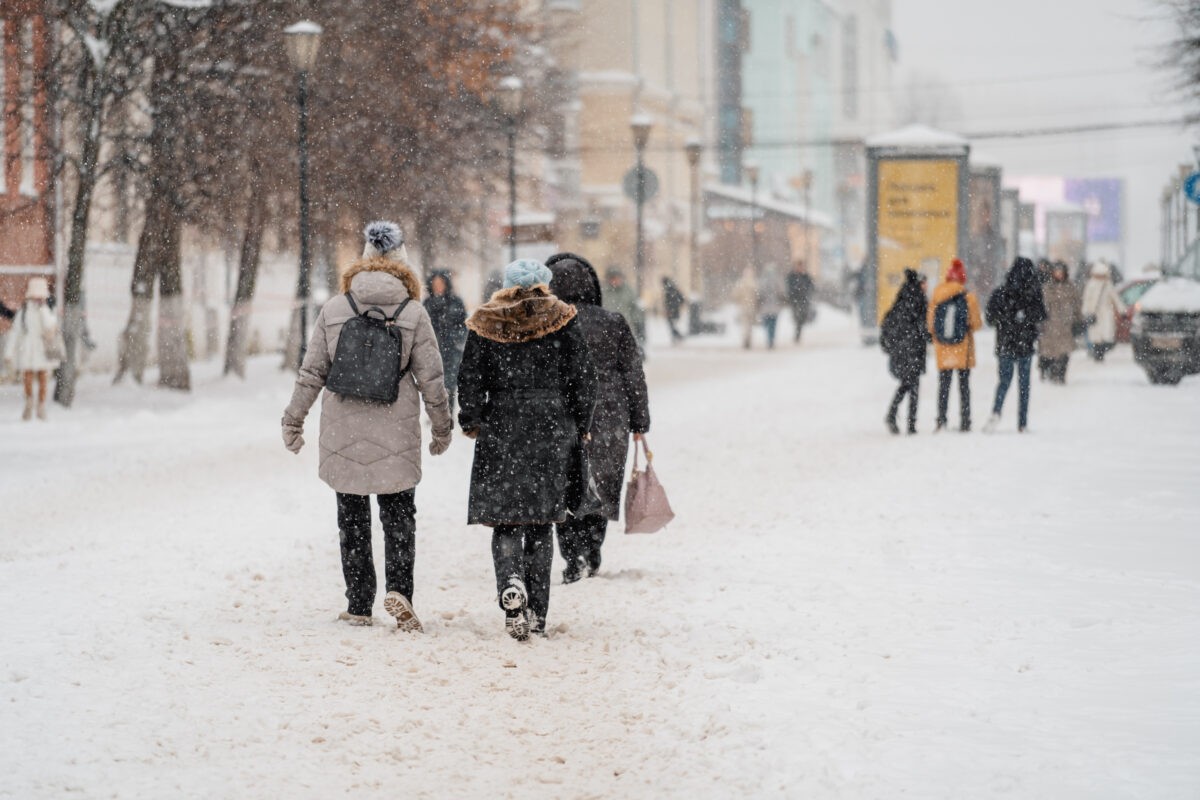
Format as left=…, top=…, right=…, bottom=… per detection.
left=984, top=257, right=1048, bottom=433
left=661, top=276, right=686, bottom=343
left=459, top=259, right=598, bottom=640
left=880, top=269, right=928, bottom=434
left=549, top=253, right=651, bottom=583
left=424, top=270, right=468, bottom=415
left=786, top=260, right=815, bottom=343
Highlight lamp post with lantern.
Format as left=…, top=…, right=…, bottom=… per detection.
left=498, top=76, right=524, bottom=263
left=631, top=114, right=653, bottom=294
left=745, top=162, right=761, bottom=275
left=284, top=20, right=322, bottom=369
left=685, top=138, right=703, bottom=299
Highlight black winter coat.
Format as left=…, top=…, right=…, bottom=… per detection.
left=880, top=270, right=928, bottom=382
left=986, top=258, right=1048, bottom=359
left=459, top=293, right=597, bottom=527
left=786, top=271, right=815, bottom=312
left=424, top=272, right=468, bottom=390
left=550, top=254, right=651, bottom=520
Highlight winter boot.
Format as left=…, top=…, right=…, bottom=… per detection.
left=383, top=591, right=423, bottom=633
left=585, top=549, right=602, bottom=578
left=562, top=556, right=585, bottom=585
left=501, top=578, right=530, bottom=641
left=982, top=413, right=1000, bottom=434
left=885, top=414, right=900, bottom=435
left=21, top=398, right=33, bottom=421
left=36, top=402, right=46, bottom=421
left=337, top=611, right=374, bottom=627
left=527, top=609, right=547, bottom=639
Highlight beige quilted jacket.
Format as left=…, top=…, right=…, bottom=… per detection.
left=283, top=258, right=452, bottom=495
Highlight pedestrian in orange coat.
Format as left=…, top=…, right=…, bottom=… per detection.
left=927, top=259, right=983, bottom=432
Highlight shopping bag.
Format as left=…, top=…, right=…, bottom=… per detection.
left=624, top=437, right=675, bottom=534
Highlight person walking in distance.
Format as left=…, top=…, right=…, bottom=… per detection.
left=757, top=266, right=787, bottom=350
left=733, top=267, right=760, bottom=350
left=281, top=222, right=454, bottom=631
left=1080, top=261, right=1125, bottom=362
left=661, top=276, right=687, bottom=344
left=602, top=268, right=645, bottom=356
left=424, top=270, right=468, bottom=416
left=4, top=278, right=61, bottom=421
left=880, top=269, right=929, bottom=435
left=984, top=258, right=1048, bottom=433
left=786, top=260, right=815, bottom=343
left=458, top=259, right=598, bottom=640
left=928, top=259, right=982, bottom=432
left=549, top=253, right=650, bottom=583
left=1038, top=261, right=1081, bottom=384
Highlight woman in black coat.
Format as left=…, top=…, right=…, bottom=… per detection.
left=984, top=257, right=1048, bottom=433
left=459, top=259, right=598, bottom=640
left=880, top=269, right=928, bottom=434
left=548, top=253, right=650, bottom=583
left=424, top=270, right=468, bottom=414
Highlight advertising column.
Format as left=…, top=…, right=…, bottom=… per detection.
left=865, top=126, right=970, bottom=340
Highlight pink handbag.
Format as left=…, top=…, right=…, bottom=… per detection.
left=624, top=437, right=675, bottom=534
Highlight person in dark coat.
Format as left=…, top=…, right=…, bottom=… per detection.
left=549, top=253, right=650, bottom=583
left=786, top=260, right=816, bottom=343
left=880, top=269, right=928, bottom=434
left=458, top=259, right=598, bottom=640
left=984, top=257, right=1048, bottom=433
left=423, top=270, right=468, bottom=415
left=661, top=276, right=686, bottom=343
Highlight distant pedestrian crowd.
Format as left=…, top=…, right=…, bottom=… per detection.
left=879, top=255, right=1128, bottom=435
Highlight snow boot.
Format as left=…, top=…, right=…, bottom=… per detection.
left=586, top=549, right=601, bottom=578
left=500, top=579, right=529, bottom=641
left=885, top=414, right=900, bottom=435
left=383, top=591, right=423, bottom=633
left=22, top=398, right=33, bottom=421
left=983, top=413, right=1000, bottom=434
left=562, top=557, right=585, bottom=585
left=528, top=610, right=547, bottom=639
left=36, top=402, right=46, bottom=421
left=337, top=611, right=374, bottom=627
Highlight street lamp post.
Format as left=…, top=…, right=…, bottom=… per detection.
left=685, top=138, right=703, bottom=301
left=284, top=20, right=322, bottom=370
left=499, top=76, right=523, bottom=263
left=631, top=114, right=653, bottom=295
left=746, top=162, right=761, bottom=275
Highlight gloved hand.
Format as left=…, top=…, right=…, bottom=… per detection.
left=429, top=427, right=452, bottom=456
left=462, top=428, right=479, bottom=440
left=282, top=423, right=305, bottom=454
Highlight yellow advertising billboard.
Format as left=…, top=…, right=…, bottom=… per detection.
left=876, top=159, right=961, bottom=321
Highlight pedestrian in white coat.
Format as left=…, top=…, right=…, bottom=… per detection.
left=4, top=278, right=61, bottom=421
left=1080, top=262, right=1125, bottom=362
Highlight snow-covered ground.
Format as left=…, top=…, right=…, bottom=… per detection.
left=2, top=308, right=1198, bottom=798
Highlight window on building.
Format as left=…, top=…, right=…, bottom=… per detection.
left=20, top=18, right=36, bottom=197
left=842, top=15, right=859, bottom=120
left=0, top=18, right=6, bottom=192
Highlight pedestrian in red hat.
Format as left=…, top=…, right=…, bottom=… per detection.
left=927, top=259, right=982, bottom=432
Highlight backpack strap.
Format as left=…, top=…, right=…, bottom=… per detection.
left=345, top=292, right=361, bottom=316
left=386, top=297, right=412, bottom=324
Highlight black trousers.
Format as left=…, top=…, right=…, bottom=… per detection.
left=556, top=514, right=608, bottom=571
left=937, top=369, right=972, bottom=428
left=887, top=378, right=920, bottom=430
left=336, top=490, right=417, bottom=617
left=491, top=524, right=554, bottom=622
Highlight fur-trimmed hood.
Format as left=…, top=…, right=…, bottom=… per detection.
left=339, top=256, right=422, bottom=302
left=467, top=285, right=577, bottom=344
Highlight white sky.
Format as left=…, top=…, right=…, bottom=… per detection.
left=892, top=0, right=1193, bottom=269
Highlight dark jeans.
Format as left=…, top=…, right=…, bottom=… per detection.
left=791, top=304, right=807, bottom=342
left=937, top=369, right=972, bottom=429
left=762, top=314, right=779, bottom=349
left=336, top=490, right=417, bottom=617
left=887, top=378, right=920, bottom=430
left=993, top=355, right=1033, bottom=429
left=556, top=514, right=608, bottom=572
left=491, top=524, right=554, bottom=622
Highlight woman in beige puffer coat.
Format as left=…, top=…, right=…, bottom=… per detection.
left=282, top=222, right=453, bottom=632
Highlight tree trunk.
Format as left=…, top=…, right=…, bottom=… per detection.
left=224, top=191, right=266, bottom=378
left=155, top=203, right=189, bottom=391
left=53, top=71, right=104, bottom=408
left=114, top=182, right=168, bottom=384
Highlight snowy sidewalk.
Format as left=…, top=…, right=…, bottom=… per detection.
left=2, top=310, right=1199, bottom=798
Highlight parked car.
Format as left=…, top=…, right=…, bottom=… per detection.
left=1130, top=277, right=1200, bottom=385
left=1115, top=277, right=1157, bottom=343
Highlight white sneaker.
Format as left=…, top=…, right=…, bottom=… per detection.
left=982, top=413, right=1000, bottom=434
left=500, top=579, right=530, bottom=641
left=383, top=591, right=423, bottom=633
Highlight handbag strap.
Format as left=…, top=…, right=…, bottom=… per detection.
left=632, top=436, right=653, bottom=470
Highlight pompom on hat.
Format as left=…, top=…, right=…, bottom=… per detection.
left=503, top=259, right=553, bottom=289
left=361, top=220, right=410, bottom=263
left=945, top=258, right=967, bottom=284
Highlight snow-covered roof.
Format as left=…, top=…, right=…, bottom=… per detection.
left=971, top=152, right=1004, bottom=171
left=704, top=184, right=835, bottom=229
left=1138, top=278, right=1200, bottom=313
left=284, top=20, right=323, bottom=35
left=866, top=124, right=969, bottom=151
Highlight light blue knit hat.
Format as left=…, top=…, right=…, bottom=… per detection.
left=503, top=259, right=552, bottom=289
